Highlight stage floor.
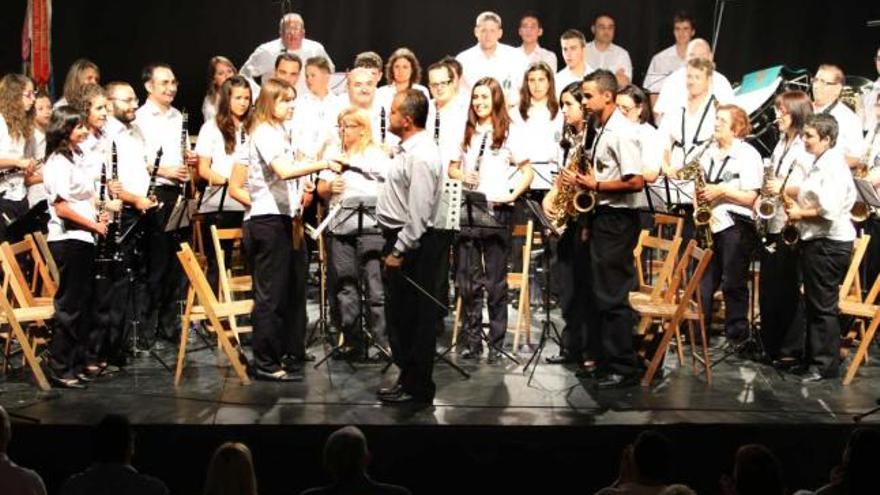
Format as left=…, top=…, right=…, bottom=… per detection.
left=2, top=308, right=879, bottom=427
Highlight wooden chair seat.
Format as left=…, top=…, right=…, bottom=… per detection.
left=0, top=305, right=55, bottom=323
left=630, top=298, right=702, bottom=321
left=840, top=300, right=878, bottom=320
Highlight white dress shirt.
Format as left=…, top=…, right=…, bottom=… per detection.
left=862, top=78, right=880, bottom=132
left=105, top=117, right=151, bottom=197
left=519, top=44, right=558, bottom=72
left=764, top=135, right=811, bottom=234
left=0, top=114, right=31, bottom=201
left=458, top=123, right=530, bottom=202
left=289, top=90, right=345, bottom=160
left=585, top=41, right=633, bottom=81
left=426, top=94, right=469, bottom=170
left=44, top=150, right=98, bottom=244
left=455, top=43, right=529, bottom=106
left=816, top=100, right=865, bottom=160
left=27, top=127, right=47, bottom=206
left=245, top=122, right=300, bottom=219
left=654, top=67, right=735, bottom=120
left=796, top=148, right=856, bottom=242
left=697, top=139, right=763, bottom=233
left=590, top=109, right=643, bottom=209
left=134, top=99, right=185, bottom=187
left=554, top=65, right=593, bottom=97
left=239, top=38, right=334, bottom=95
left=194, top=119, right=247, bottom=212
left=201, top=95, right=218, bottom=124
left=658, top=93, right=718, bottom=170
left=510, top=105, right=562, bottom=190
left=643, top=44, right=687, bottom=93
left=318, top=145, right=389, bottom=234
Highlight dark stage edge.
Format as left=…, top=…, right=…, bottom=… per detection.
left=2, top=310, right=880, bottom=494
left=2, top=312, right=879, bottom=426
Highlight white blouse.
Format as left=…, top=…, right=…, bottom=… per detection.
left=44, top=150, right=98, bottom=244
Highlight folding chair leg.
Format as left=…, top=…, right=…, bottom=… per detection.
left=10, top=321, right=49, bottom=390
left=699, top=316, right=712, bottom=385
left=643, top=319, right=679, bottom=386
left=451, top=295, right=462, bottom=347
left=844, top=313, right=880, bottom=385
left=174, top=287, right=196, bottom=387
left=674, top=323, right=685, bottom=365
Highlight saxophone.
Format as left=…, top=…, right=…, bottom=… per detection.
left=676, top=138, right=715, bottom=249
left=550, top=123, right=596, bottom=233
left=850, top=122, right=880, bottom=222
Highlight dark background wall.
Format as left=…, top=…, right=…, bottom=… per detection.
left=1, top=0, right=879, bottom=127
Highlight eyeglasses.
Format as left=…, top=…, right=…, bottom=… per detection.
left=429, top=80, right=452, bottom=89
left=813, top=78, right=841, bottom=86
left=340, top=123, right=362, bottom=131
left=112, top=97, right=139, bottom=105
left=617, top=104, right=637, bottom=114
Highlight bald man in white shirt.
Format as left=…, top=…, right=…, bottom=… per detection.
left=240, top=13, right=334, bottom=95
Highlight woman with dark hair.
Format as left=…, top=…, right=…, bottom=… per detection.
left=448, top=77, right=533, bottom=363
left=195, top=75, right=251, bottom=289
left=617, top=84, right=664, bottom=183
left=376, top=48, right=429, bottom=136
left=202, top=56, right=238, bottom=123
left=542, top=81, right=593, bottom=369
left=43, top=106, right=119, bottom=388
left=760, top=90, right=813, bottom=368
left=228, top=78, right=338, bottom=381
left=514, top=62, right=560, bottom=190
left=0, top=74, right=38, bottom=240
left=69, top=83, right=110, bottom=183
left=57, top=58, right=100, bottom=108
left=697, top=104, right=763, bottom=347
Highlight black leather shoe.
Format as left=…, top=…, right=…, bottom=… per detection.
left=596, top=373, right=639, bottom=389
left=75, top=373, right=95, bottom=383
left=253, top=368, right=303, bottom=382
left=460, top=349, right=481, bottom=360
left=545, top=353, right=576, bottom=365
left=772, top=357, right=799, bottom=371
left=575, top=361, right=599, bottom=379
left=379, top=392, right=432, bottom=405
left=486, top=350, right=501, bottom=364
left=376, top=383, right=403, bottom=398
left=50, top=375, right=88, bottom=389
left=800, top=370, right=824, bottom=383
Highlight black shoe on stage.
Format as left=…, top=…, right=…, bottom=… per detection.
left=50, top=375, right=88, bottom=389
left=486, top=349, right=501, bottom=364
left=545, top=353, right=576, bottom=365
left=459, top=348, right=481, bottom=361
left=376, top=383, right=403, bottom=398
left=379, top=392, right=432, bottom=405
left=252, top=368, right=303, bottom=382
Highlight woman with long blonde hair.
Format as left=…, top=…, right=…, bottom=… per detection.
left=316, top=107, right=391, bottom=359
left=203, top=442, right=258, bottom=495
left=0, top=74, right=38, bottom=240
left=202, top=56, right=238, bottom=123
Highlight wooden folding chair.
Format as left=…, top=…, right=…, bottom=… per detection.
left=451, top=220, right=534, bottom=352
left=630, top=240, right=714, bottom=386
left=209, top=226, right=252, bottom=342
left=32, top=231, right=59, bottom=286
left=652, top=213, right=684, bottom=239
left=0, top=288, right=53, bottom=390
left=631, top=231, right=683, bottom=359
left=837, top=235, right=875, bottom=383
left=175, top=242, right=252, bottom=386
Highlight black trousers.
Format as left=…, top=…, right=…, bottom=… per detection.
left=758, top=234, right=805, bottom=359
left=454, top=208, right=512, bottom=352
left=801, top=238, right=852, bottom=376
left=383, top=229, right=447, bottom=401
left=585, top=207, right=639, bottom=375
left=551, top=221, right=591, bottom=359
left=0, top=197, right=30, bottom=242
left=242, top=215, right=304, bottom=372
left=146, top=185, right=188, bottom=339
left=48, top=239, right=95, bottom=379
left=862, top=217, right=880, bottom=293
left=328, top=233, right=387, bottom=349
left=700, top=223, right=753, bottom=340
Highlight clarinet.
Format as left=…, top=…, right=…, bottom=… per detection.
left=148, top=147, right=163, bottom=203
left=380, top=106, right=386, bottom=144
left=465, top=132, right=489, bottom=191
left=180, top=110, right=191, bottom=199
left=95, top=155, right=112, bottom=269
left=111, top=141, right=122, bottom=248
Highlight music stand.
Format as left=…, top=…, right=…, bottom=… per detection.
left=644, top=176, right=695, bottom=217
left=520, top=198, right=564, bottom=385
left=313, top=195, right=393, bottom=370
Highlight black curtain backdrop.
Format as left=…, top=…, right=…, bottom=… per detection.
left=1, top=0, right=879, bottom=127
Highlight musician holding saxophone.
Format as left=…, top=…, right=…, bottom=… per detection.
left=565, top=69, right=644, bottom=388
left=696, top=104, right=763, bottom=348
left=756, top=91, right=812, bottom=368
left=858, top=93, right=880, bottom=295
left=782, top=114, right=855, bottom=383
left=542, top=81, right=592, bottom=369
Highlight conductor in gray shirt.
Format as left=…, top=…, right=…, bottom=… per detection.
left=376, top=89, right=446, bottom=405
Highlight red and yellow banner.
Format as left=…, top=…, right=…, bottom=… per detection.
left=22, top=0, right=53, bottom=92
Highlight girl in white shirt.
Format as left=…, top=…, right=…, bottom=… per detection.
left=201, top=56, right=237, bottom=124
left=229, top=77, right=338, bottom=381
left=448, top=77, right=533, bottom=362
left=44, top=106, right=119, bottom=388
left=513, top=61, right=562, bottom=192
left=26, top=92, right=52, bottom=207
left=0, top=74, right=38, bottom=239
left=375, top=48, right=430, bottom=120
left=195, top=75, right=251, bottom=290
